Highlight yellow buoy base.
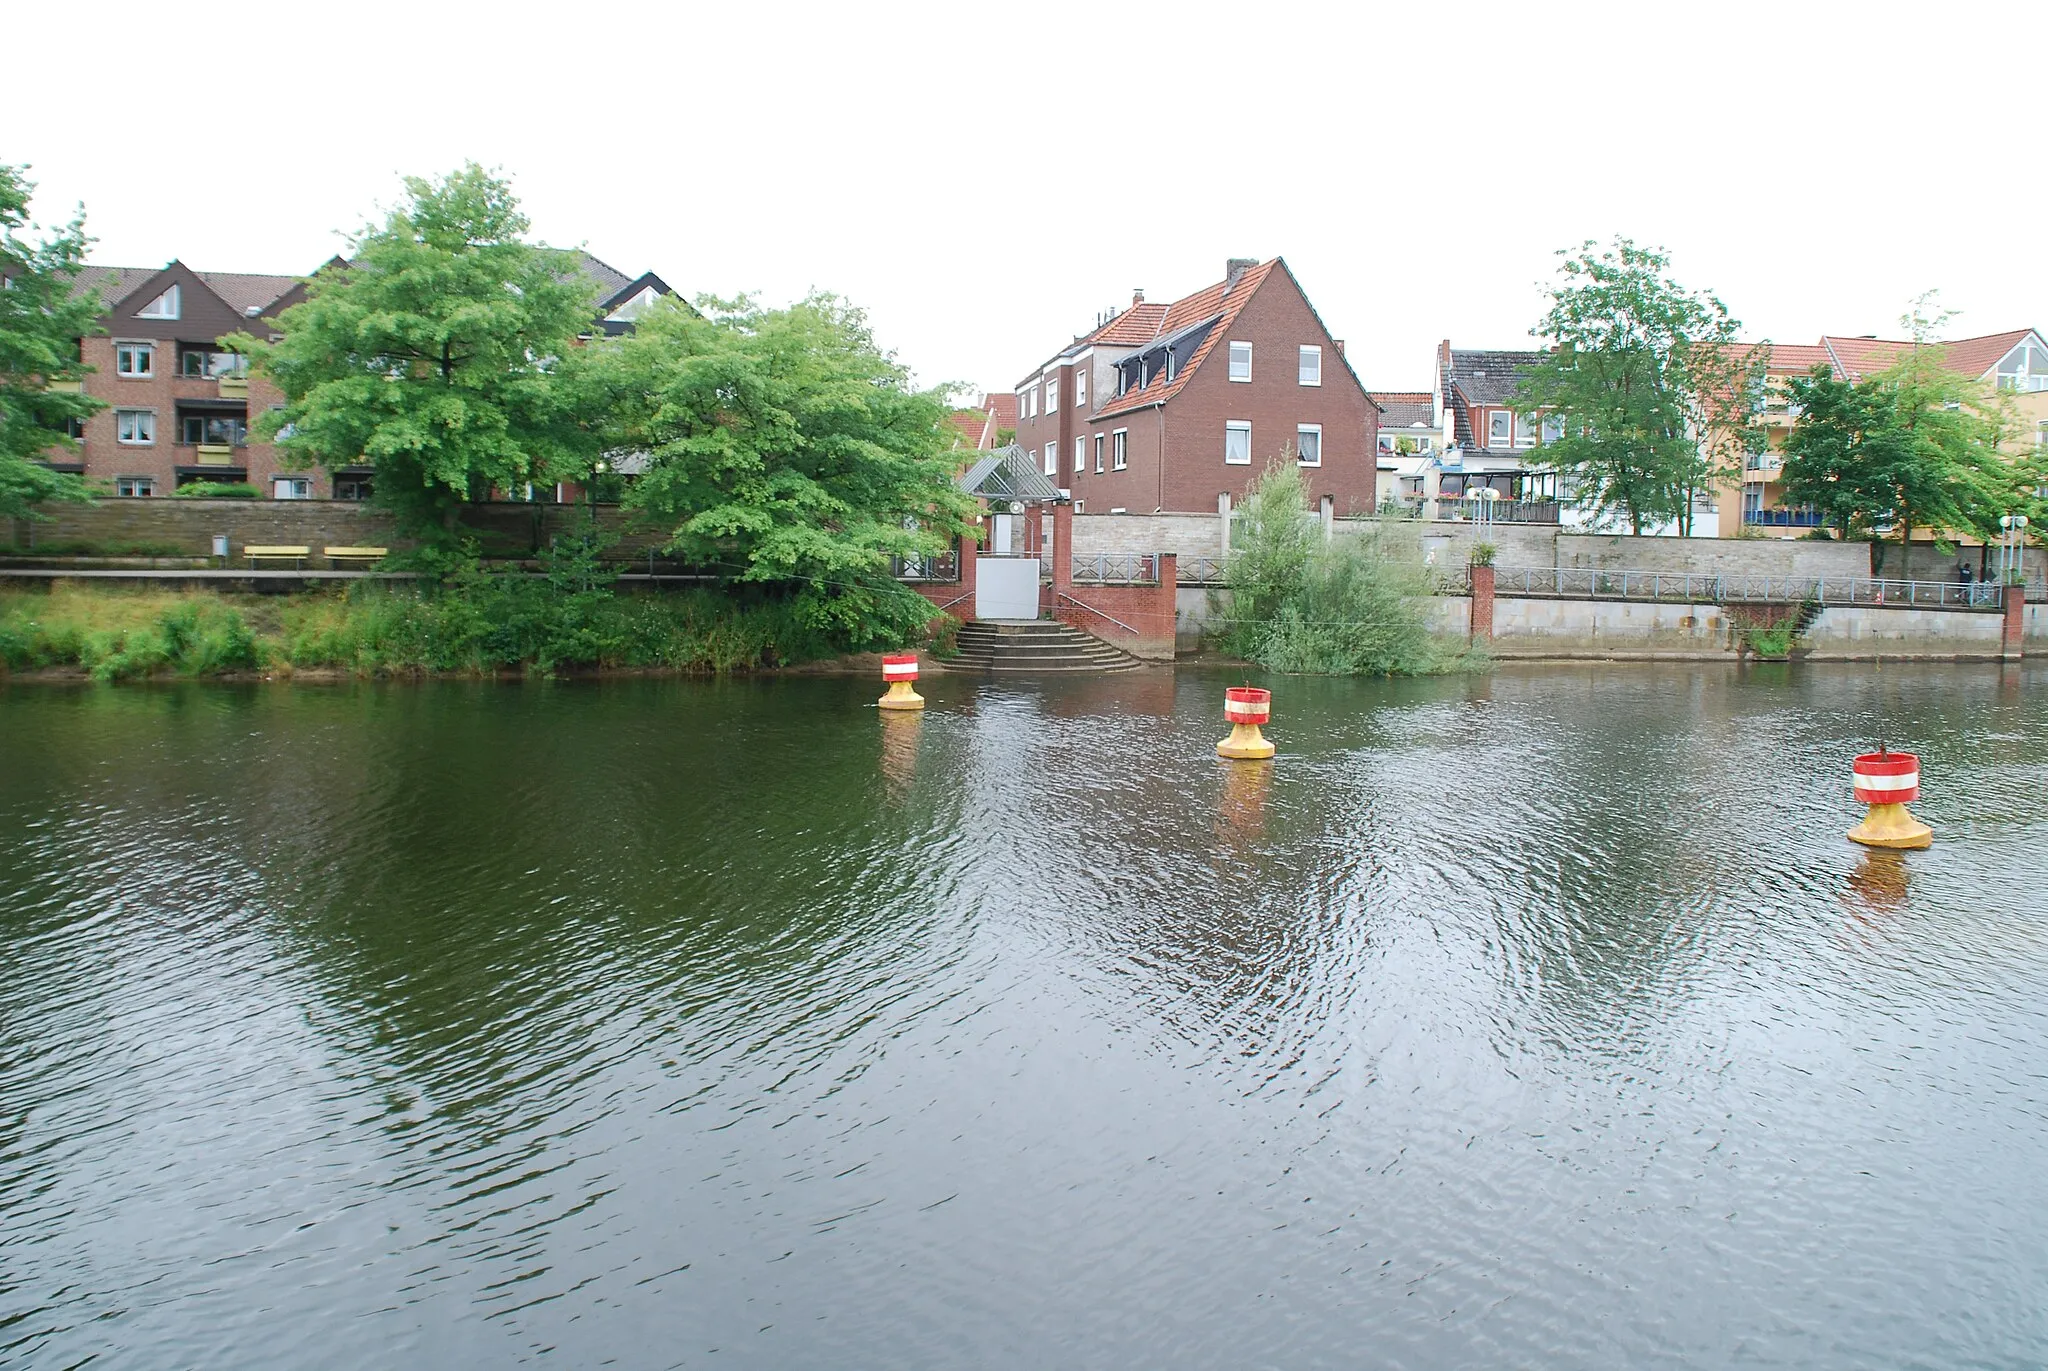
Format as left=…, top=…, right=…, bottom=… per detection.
left=877, top=680, right=925, bottom=711
left=1215, top=723, right=1275, bottom=760
left=1847, top=802, right=1932, bottom=850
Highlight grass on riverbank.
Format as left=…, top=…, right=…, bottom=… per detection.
left=0, top=582, right=869, bottom=681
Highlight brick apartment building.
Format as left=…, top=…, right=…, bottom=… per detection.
left=1011, top=258, right=1377, bottom=515
left=40, top=252, right=669, bottom=501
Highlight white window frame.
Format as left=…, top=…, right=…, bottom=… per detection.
left=114, top=340, right=154, bottom=378
left=1027, top=388, right=1037, bottom=418
left=1111, top=429, right=1128, bottom=471
left=1513, top=413, right=1538, bottom=449
left=1487, top=410, right=1512, bottom=448
left=1228, top=341, right=1252, bottom=382
left=1297, top=423, right=1322, bottom=466
left=1044, top=442, right=1057, bottom=476
left=1073, top=435, right=1086, bottom=477
left=115, top=408, right=155, bottom=445
left=1045, top=375, right=1059, bottom=412
left=135, top=285, right=180, bottom=320
left=114, top=475, right=155, bottom=497
left=1298, top=345, right=1322, bottom=387
left=1074, top=370, right=1087, bottom=407
left=1540, top=413, right=1564, bottom=444
left=273, top=477, right=312, bottom=500
left=1093, top=433, right=1105, bottom=474
left=1224, top=420, right=1252, bottom=465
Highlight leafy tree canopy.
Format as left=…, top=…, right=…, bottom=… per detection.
left=1512, top=237, right=1762, bottom=535
left=591, top=292, right=976, bottom=648
left=227, top=164, right=599, bottom=540
left=1781, top=295, right=2011, bottom=555
left=0, top=164, right=100, bottom=520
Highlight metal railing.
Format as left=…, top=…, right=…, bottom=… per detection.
left=1177, top=556, right=1227, bottom=585
left=1742, top=508, right=1823, bottom=528
left=1382, top=497, right=1563, bottom=524
left=891, top=550, right=960, bottom=582
left=1071, top=553, right=1159, bottom=584
left=1489, top=565, right=2042, bottom=608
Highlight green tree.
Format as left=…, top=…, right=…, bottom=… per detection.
left=1781, top=295, right=2008, bottom=563
left=593, top=293, right=976, bottom=648
left=1512, top=237, right=1762, bottom=535
left=1778, top=364, right=1892, bottom=540
left=1869, top=295, right=2008, bottom=559
left=0, top=164, right=100, bottom=520
left=226, top=164, right=598, bottom=543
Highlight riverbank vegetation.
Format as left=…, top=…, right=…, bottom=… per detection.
left=0, top=573, right=927, bottom=681
left=1218, top=466, right=1477, bottom=675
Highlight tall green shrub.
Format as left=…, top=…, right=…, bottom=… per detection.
left=1221, top=465, right=1442, bottom=675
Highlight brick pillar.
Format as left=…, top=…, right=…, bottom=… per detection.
left=1470, top=562, right=1495, bottom=644
left=1051, top=501, right=1073, bottom=603
left=1156, top=552, right=1178, bottom=657
left=958, top=529, right=978, bottom=618
left=2004, top=583, right=2026, bottom=660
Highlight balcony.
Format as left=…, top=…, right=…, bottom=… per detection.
left=217, top=374, right=248, bottom=398
left=194, top=444, right=237, bottom=466
left=1743, top=507, right=1824, bottom=528
left=44, top=378, right=83, bottom=393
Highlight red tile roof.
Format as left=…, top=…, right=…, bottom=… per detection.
left=945, top=410, right=984, bottom=447
left=984, top=392, right=1018, bottom=429
left=1091, top=260, right=1281, bottom=420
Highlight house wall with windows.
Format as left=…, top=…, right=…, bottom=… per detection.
left=1153, top=277, right=1375, bottom=514
left=47, top=249, right=668, bottom=505
left=1012, top=261, right=1376, bottom=515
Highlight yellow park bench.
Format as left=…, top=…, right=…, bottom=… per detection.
left=324, top=546, right=389, bottom=568
left=244, top=545, right=310, bottom=568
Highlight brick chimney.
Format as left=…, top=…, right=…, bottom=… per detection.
left=1225, top=258, right=1258, bottom=290
left=1132, top=288, right=1145, bottom=305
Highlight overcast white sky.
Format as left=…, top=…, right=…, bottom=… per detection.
left=7, top=1, right=2043, bottom=402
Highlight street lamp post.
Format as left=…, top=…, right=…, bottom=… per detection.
left=1999, top=513, right=2030, bottom=584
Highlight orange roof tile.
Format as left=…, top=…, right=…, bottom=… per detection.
left=985, top=392, right=1018, bottom=427
left=945, top=411, right=984, bottom=447
left=1091, top=260, right=1281, bottom=420
left=1939, top=329, right=2034, bottom=380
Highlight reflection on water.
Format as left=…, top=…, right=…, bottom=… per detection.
left=3, top=664, right=2048, bottom=1369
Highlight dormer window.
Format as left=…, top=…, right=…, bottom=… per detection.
left=1487, top=410, right=1511, bottom=448
left=136, top=285, right=180, bottom=320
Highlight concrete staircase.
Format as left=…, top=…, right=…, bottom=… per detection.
left=946, top=620, right=1144, bottom=674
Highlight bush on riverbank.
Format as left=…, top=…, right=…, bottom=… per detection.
left=0, top=575, right=937, bottom=680
left=1219, top=465, right=1466, bottom=676
left=0, top=587, right=259, bottom=680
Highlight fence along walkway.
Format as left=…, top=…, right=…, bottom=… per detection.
left=1486, top=565, right=2045, bottom=608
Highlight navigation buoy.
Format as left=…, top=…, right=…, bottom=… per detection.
left=1216, top=686, right=1275, bottom=760
left=878, top=653, right=925, bottom=711
left=1847, top=751, right=1932, bottom=849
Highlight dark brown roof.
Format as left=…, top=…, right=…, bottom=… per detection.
left=1443, top=348, right=1546, bottom=406
left=71, top=264, right=299, bottom=317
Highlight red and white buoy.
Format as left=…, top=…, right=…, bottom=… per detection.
left=1216, top=686, right=1275, bottom=760
left=878, top=653, right=925, bottom=711
left=1847, top=751, right=1931, bottom=849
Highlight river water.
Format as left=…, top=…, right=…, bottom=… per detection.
left=2, top=664, right=2046, bottom=1369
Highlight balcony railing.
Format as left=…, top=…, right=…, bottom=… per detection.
left=890, top=549, right=960, bottom=582
left=1072, top=553, right=1159, bottom=584
left=1743, top=508, right=1823, bottom=527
